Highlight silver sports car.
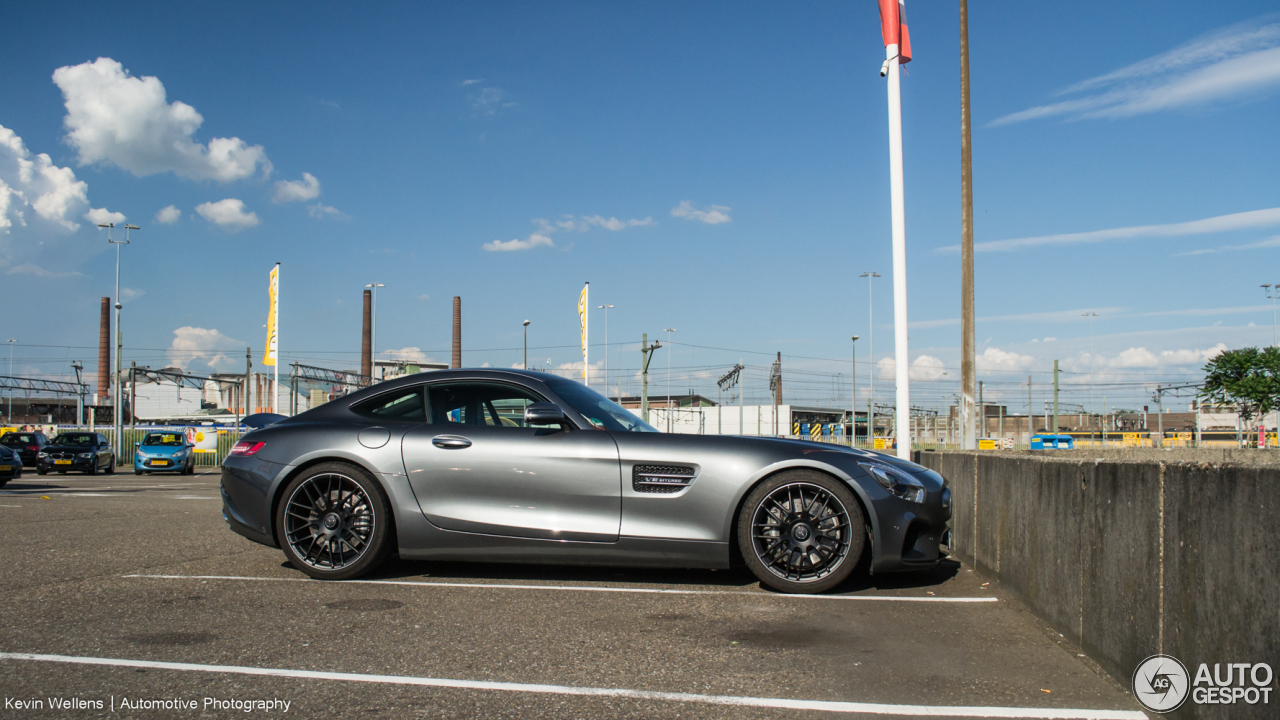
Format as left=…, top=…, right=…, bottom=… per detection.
left=221, top=369, right=951, bottom=594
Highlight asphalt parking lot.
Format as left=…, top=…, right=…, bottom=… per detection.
left=1, top=471, right=1147, bottom=719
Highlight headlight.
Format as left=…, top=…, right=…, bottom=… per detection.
left=78, top=453, right=92, bottom=459
left=38, top=452, right=49, bottom=458
left=858, top=461, right=927, bottom=504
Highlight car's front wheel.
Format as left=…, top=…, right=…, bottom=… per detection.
left=275, top=462, right=394, bottom=580
left=737, top=470, right=866, bottom=594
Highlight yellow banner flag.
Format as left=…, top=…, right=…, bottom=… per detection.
left=578, top=282, right=588, bottom=382
left=263, top=264, right=279, bottom=366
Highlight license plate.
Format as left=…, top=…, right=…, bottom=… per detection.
left=55, top=459, right=72, bottom=465
left=152, top=460, right=170, bottom=466
left=0, top=465, right=10, bottom=472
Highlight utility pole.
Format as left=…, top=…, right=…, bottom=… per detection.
left=71, top=361, right=85, bottom=425
left=597, top=304, right=613, bottom=399
left=244, top=347, right=252, bottom=419
left=664, top=328, right=676, bottom=431
left=1083, top=311, right=1099, bottom=436
left=640, top=334, right=661, bottom=424
left=717, top=363, right=743, bottom=436
left=1027, top=375, right=1033, bottom=439
left=522, top=320, right=530, bottom=370
left=959, top=0, right=977, bottom=452
left=860, top=272, right=880, bottom=442
left=739, top=359, right=744, bottom=436
left=1052, top=360, right=1060, bottom=436
left=977, top=380, right=984, bottom=439
left=129, top=361, right=136, bottom=429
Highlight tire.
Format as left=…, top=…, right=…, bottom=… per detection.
left=87, top=460, right=98, bottom=476
left=736, top=470, right=866, bottom=594
left=105, top=459, right=115, bottom=474
left=38, top=468, right=47, bottom=476
left=134, top=468, right=142, bottom=475
left=275, top=462, right=394, bottom=581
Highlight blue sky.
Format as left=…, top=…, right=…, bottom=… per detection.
left=2, top=1, right=1278, bottom=413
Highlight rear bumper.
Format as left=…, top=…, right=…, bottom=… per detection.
left=221, top=455, right=286, bottom=548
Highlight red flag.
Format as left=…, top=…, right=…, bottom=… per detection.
left=878, top=0, right=912, bottom=64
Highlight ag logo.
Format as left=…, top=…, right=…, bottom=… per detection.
left=1133, top=654, right=1190, bottom=713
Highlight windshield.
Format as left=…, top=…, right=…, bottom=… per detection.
left=142, top=432, right=185, bottom=446
left=547, top=379, right=658, bottom=433
left=52, top=434, right=95, bottom=446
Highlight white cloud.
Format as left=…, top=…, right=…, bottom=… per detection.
left=273, top=172, right=321, bottom=203
left=483, top=233, right=555, bottom=252
left=941, top=207, right=1280, bottom=254
left=4, top=263, right=85, bottom=278
left=671, top=200, right=731, bottom=225
left=84, top=207, right=125, bottom=225
left=471, top=86, right=514, bottom=116
left=550, top=360, right=605, bottom=384
left=120, top=287, right=145, bottom=303
left=975, top=347, right=1036, bottom=373
left=0, top=124, right=89, bottom=233
left=53, top=57, right=270, bottom=182
left=196, top=198, right=259, bottom=230
left=1176, top=234, right=1280, bottom=256
left=382, top=347, right=440, bottom=365
left=1091, top=343, right=1228, bottom=370
left=876, top=355, right=948, bottom=381
left=417, top=294, right=430, bottom=300
left=581, top=215, right=654, bottom=231
left=155, top=205, right=180, bottom=224
left=308, top=203, right=348, bottom=220
left=992, top=20, right=1280, bottom=125
left=460, top=79, right=485, bottom=86
left=167, top=326, right=243, bottom=371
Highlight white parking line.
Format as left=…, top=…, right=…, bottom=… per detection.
left=0, top=652, right=1143, bottom=718
left=124, top=574, right=998, bottom=603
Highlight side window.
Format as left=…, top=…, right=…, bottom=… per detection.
left=97, top=434, right=108, bottom=446
left=352, top=386, right=426, bottom=422
left=427, top=382, right=544, bottom=428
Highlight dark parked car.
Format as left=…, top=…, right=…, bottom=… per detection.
left=0, top=445, right=21, bottom=486
left=222, top=369, right=952, bottom=594
left=37, top=432, right=115, bottom=476
left=0, top=431, right=49, bottom=467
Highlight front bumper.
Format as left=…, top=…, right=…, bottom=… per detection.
left=135, top=455, right=187, bottom=472
left=38, top=457, right=96, bottom=472
left=868, top=480, right=953, bottom=574
left=0, top=461, right=21, bottom=480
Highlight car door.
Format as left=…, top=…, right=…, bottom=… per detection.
left=401, top=380, right=622, bottom=542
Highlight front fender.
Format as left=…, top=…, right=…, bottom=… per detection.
left=723, top=457, right=886, bottom=565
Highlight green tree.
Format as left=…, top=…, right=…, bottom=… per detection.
left=1199, top=347, right=1280, bottom=423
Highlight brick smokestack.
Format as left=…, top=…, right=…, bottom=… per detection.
left=361, top=289, right=372, bottom=379
left=451, top=296, right=461, bottom=368
left=98, top=297, right=111, bottom=403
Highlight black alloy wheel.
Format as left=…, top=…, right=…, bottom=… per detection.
left=275, top=462, right=393, bottom=580
left=737, top=470, right=866, bottom=594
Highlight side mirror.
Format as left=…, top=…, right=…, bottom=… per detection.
left=524, top=402, right=567, bottom=427
left=134, top=442, right=140, bottom=448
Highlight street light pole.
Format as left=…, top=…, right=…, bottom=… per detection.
left=522, top=320, right=530, bottom=369
left=664, top=328, right=676, bottom=432
left=860, top=272, right=880, bottom=440
left=1264, top=285, right=1278, bottom=347
left=365, top=283, right=385, bottom=367
left=1083, top=311, right=1099, bottom=438
left=101, top=222, right=132, bottom=461
left=851, top=335, right=859, bottom=446
left=597, top=304, right=614, bottom=400
left=5, top=339, right=16, bottom=422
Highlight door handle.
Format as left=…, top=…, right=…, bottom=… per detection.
left=432, top=435, right=473, bottom=449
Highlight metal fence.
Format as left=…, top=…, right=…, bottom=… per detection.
left=54, top=425, right=248, bottom=467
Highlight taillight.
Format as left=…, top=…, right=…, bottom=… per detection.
left=229, top=441, right=265, bottom=457
left=27, top=446, right=38, bottom=452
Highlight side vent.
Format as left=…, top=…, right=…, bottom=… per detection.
left=633, top=464, right=696, bottom=494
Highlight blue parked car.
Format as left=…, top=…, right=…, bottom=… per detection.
left=134, top=431, right=195, bottom=475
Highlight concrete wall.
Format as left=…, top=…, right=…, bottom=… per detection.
left=914, top=451, right=1279, bottom=719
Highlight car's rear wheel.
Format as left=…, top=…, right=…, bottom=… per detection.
left=737, top=470, right=866, bottom=594
left=275, top=462, right=393, bottom=580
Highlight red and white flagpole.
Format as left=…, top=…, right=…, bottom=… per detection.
left=879, top=0, right=912, bottom=460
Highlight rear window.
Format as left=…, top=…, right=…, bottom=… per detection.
left=52, top=434, right=96, bottom=446
left=352, top=386, right=426, bottom=421
left=1, top=434, right=36, bottom=445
